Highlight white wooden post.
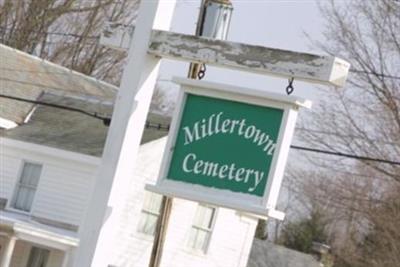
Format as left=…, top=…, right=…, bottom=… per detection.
left=0, top=236, right=17, bottom=267
left=70, top=1, right=177, bottom=266
left=61, top=250, right=70, bottom=267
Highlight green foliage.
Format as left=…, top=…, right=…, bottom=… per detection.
left=278, top=210, right=328, bottom=254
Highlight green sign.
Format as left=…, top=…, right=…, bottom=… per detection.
left=167, top=94, right=284, bottom=197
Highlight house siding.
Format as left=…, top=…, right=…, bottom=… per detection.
left=1, top=137, right=258, bottom=267
left=111, top=138, right=166, bottom=267
left=161, top=201, right=257, bottom=267
left=111, top=137, right=258, bottom=267
left=0, top=139, right=98, bottom=228
left=0, top=153, right=21, bottom=202
left=33, top=164, right=94, bottom=226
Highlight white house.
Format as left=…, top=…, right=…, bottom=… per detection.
left=0, top=44, right=259, bottom=267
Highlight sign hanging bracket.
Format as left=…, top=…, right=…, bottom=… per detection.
left=286, top=77, right=295, bottom=95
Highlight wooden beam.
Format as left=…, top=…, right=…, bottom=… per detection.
left=148, top=30, right=349, bottom=87
left=101, top=24, right=350, bottom=87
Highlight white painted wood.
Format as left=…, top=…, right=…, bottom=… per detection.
left=1, top=133, right=261, bottom=267
left=72, top=1, right=177, bottom=267
left=146, top=184, right=284, bottom=220
left=173, top=77, right=312, bottom=108
left=263, top=108, right=298, bottom=211
left=32, top=164, right=94, bottom=226
left=0, top=140, right=97, bottom=227
left=0, top=152, right=20, bottom=200
left=99, top=137, right=259, bottom=267
left=149, top=30, right=349, bottom=87
left=100, top=24, right=350, bottom=87
left=4, top=241, right=66, bottom=267
left=1, top=138, right=100, bottom=166
left=0, top=236, right=17, bottom=267
left=236, top=214, right=260, bottom=267
left=147, top=78, right=310, bottom=220
left=61, top=250, right=70, bottom=267
left=161, top=202, right=258, bottom=267
left=14, top=225, right=77, bottom=251
left=109, top=138, right=167, bottom=267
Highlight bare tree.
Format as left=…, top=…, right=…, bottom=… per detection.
left=0, top=0, right=139, bottom=84
left=300, top=0, right=400, bottom=182
left=286, top=1, right=400, bottom=266
left=0, top=0, right=175, bottom=118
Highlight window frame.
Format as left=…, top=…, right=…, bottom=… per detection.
left=137, top=192, right=163, bottom=236
left=8, top=160, right=43, bottom=214
left=186, top=204, right=218, bottom=254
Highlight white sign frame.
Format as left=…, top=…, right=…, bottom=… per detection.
left=147, top=77, right=311, bottom=220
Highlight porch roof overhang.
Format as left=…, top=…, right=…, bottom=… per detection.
left=0, top=210, right=79, bottom=251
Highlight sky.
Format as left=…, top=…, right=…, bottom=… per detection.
left=158, top=0, right=329, bottom=102
left=156, top=0, right=340, bottom=222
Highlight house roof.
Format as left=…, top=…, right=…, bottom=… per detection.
left=0, top=209, right=79, bottom=250
left=0, top=44, right=170, bottom=156
left=0, top=44, right=117, bottom=124
left=247, top=239, right=320, bottom=267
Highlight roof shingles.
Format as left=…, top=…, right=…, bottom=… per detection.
left=0, top=44, right=170, bottom=156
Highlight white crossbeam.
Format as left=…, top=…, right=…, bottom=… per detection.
left=101, top=24, right=350, bottom=87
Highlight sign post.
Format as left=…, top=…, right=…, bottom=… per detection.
left=72, top=1, right=177, bottom=267
left=83, top=1, right=350, bottom=266
left=147, top=78, right=311, bottom=220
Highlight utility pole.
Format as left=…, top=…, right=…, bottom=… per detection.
left=187, top=0, right=207, bottom=79
left=148, top=1, right=233, bottom=267
left=188, top=0, right=233, bottom=79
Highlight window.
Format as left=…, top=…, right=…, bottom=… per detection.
left=26, top=246, right=49, bottom=267
left=12, top=162, right=42, bottom=212
left=137, top=192, right=162, bottom=235
left=187, top=205, right=216, bottom=253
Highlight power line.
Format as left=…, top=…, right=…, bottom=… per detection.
left=1, top=27, right=400, bottom=81
left=0, top=94, right=171, bottom=130
left=1, top=94, right=399, bottom=166
left=349, top=69, right=400, bottom=80
left=295, top=127, right=400, bottom=147
left=0, top=26, right=100, bottom=40
left=290, top=145, right=400, bottom=166
left=1, top=94, right=111, bottom=126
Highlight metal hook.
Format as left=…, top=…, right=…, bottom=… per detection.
left=286, top=77, right=294, bottom=95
